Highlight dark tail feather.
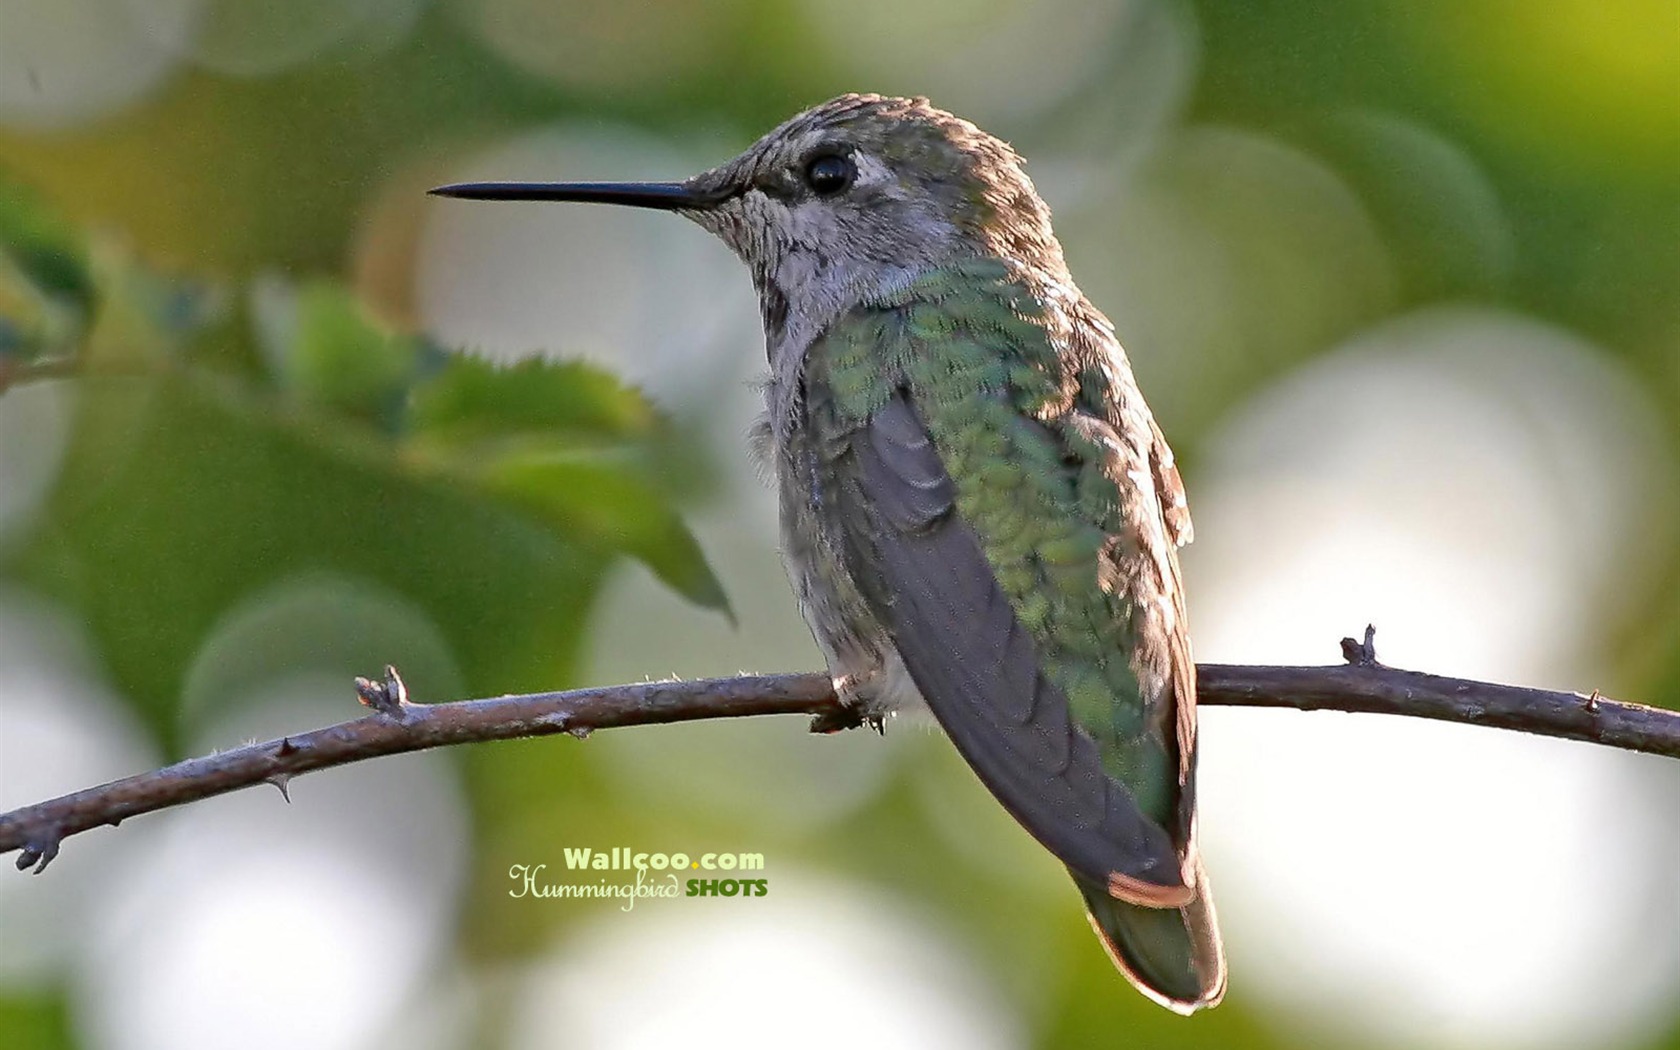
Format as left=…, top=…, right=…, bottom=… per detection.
left=1076, top=854, right=1226, bottom=1014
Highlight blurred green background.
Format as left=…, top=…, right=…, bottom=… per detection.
left=1, top=2, right=1677, bottom=1049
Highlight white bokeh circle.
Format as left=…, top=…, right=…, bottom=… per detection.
left=507, top=874, right=1020, bottom=1050
left=0, top=0, right=188, bottom=129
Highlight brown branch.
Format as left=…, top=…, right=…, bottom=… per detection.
left=0, top=354, right=81, bottom=395
left=4, top=632, right=1677, bottom=874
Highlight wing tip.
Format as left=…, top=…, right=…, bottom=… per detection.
left=1084, top=902, right=1228, bottom=1015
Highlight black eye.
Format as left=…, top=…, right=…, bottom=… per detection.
left=803, top=153, right=855, bottom=196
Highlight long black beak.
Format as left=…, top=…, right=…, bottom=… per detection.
left=427, top=181, right=725, bottom=210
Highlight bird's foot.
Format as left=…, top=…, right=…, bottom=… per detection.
left=808, top=672, right=886, bottom=735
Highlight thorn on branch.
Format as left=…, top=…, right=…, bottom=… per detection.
left=16, top=827, right=62, bottom=874
left=267, top=774, right=293, bottom=803
left=1341, top=624, right=1379, bottom=668
left=1584, top=689, right=1602, bottom=714
left=355, top=664, right=410, bottom=718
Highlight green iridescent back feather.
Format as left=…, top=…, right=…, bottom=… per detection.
left=820, top=259, right=1176, bottom=825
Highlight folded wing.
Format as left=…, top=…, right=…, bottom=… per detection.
left=822, top=390, right=1189, bottom=903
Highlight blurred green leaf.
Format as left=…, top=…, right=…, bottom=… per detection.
left=405, top=353, right=730, bottom=616
left=0, top=174, right=93, bottom=360
left=265, top=284, right=729, bottom=617
left=410, top=353, right=658, bottom=444
left=0, top=991, right=73, bottom=1050
left=476, top=451, right=730, bottom=617
left=280, top=279, right=421, bottom=429
left=0, top=173, right=93, bottom=312
left=3, top=251, right=729, bottom=624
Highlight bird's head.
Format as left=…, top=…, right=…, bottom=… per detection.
left=431, top=94, right=1066, bottom=345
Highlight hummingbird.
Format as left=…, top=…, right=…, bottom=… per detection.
left=431, top=94, right=1225, bottom=1013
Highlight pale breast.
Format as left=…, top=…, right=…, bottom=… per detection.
left=769, top=403, right=924, bottom=717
